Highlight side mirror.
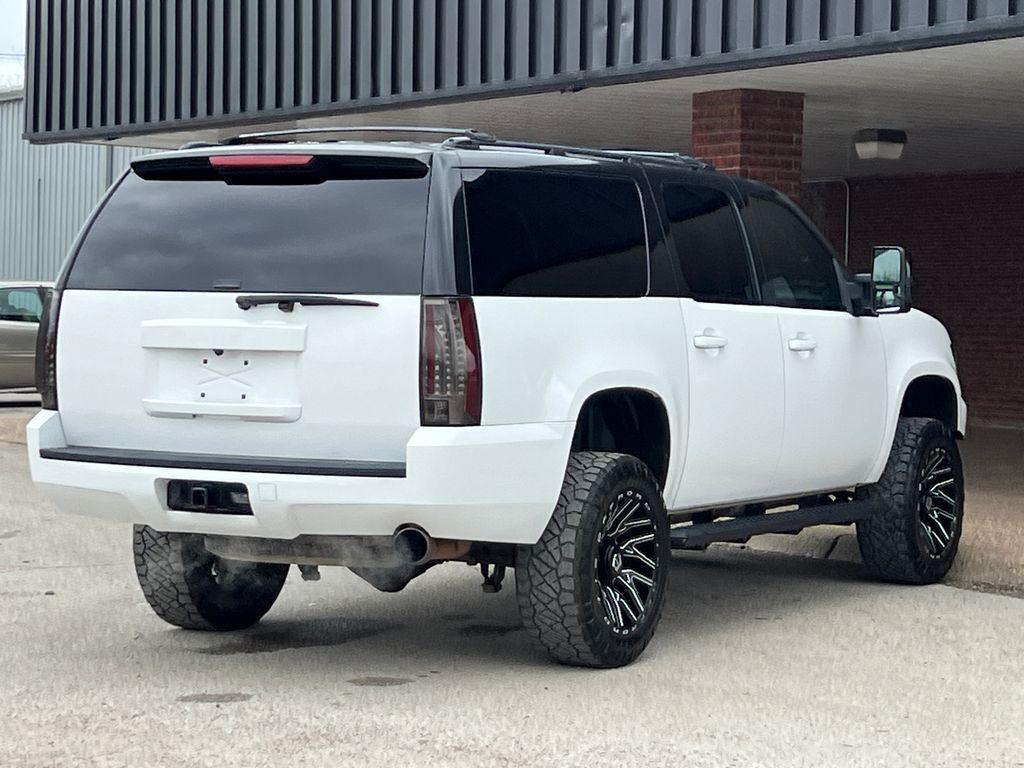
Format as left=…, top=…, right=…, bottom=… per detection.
left=871, top=245, right=912, bottom=313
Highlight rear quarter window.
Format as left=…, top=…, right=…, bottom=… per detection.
left=66, top=164, right=430, bottom=294
left=462, top=169, right=648, bottom=297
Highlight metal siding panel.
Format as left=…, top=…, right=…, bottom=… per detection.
left=790, top=0, right=822, bottom=43
left=164, top=0, right=176, bottom=119
left=417, top=0, right=436, bottom=91
left=228, top=0, right=242, bottom=113
left=697, top=0, right=723, bottom=55
left=896, top=0, right=931, bottom=27
left=636, top=0, right=664, bottom=61
left=210, top=0, right=226, bottom=114
left=299, top=0, right=314, bottom=104
left=858, top=0, right=893, bottom=33
left=334, top=0, right=352, bottom=100
left=25, top=1, right=38, bottom=134
left=507, top=0, right=530, bottom=78
left=90, top=0, right=102, bottom=126
left=280, top=0, right=296, bottom=106
left=438, top=0, right=459, bottom=88
left=727, top=0, right=756, bottom=51
left=133, top=0, right=145, bottom=123
left=610, top=0, right=635, bottom=66
left=194, top=0, right=208, bottom=116
left=263, top=0, right=277, bottom=108
left=584, top=0, right=609, bottom=69
left=105, top=0, right=116, bottom=124
left=317, top=0, right=333, bottom=101
left=559, top=0, right=582, bottom=72
left=354, top=0, right=372, bottom=98
left=374, top=0, right=393, bottom=96
left=76, top=0, right=89, bottom=128
left=246, top=0, right=260, bottom=110
left=759, top=0, right=787, bottom=47
left=533, top=0, right=555, bottom=76
left=485, top=0, right=505, bottom=81
left=119, top=0, right=131, bottom=125
left=394, top=0, right=414, bottom=93
left=664, top=0, right=692, bottom=58
left=461, top=0, right=482, bottom=85
left=974, top=0, right=1010, bottom=17
left=823, top=0, right=856, bottom=36
left=149, top=0, right=161, bottom=121
left=50, top=0, right=61, bottom=131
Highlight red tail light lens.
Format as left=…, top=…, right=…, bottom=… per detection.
left=420, top=298, right=481, bottom=426
left=35, top=289, right=61, bottom=410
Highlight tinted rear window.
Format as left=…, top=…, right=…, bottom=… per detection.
left=463, top=170, right=648, bottom=297
left=67, top=168, right=430, bottom=293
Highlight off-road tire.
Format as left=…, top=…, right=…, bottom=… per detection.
left=133, top=525, right=289, bottom=630
left=857, top=417, right=964, bottom=584
left=515, top=451, right=670, bottom=668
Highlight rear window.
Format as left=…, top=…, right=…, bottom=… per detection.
left=462, top=169, right=648, bottom=297
left=66, top=163, right=430, bottom=293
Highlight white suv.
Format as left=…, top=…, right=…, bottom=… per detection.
left=28, top=128, right=966, bottom=668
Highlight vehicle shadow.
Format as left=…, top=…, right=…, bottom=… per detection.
left=162, top=547, right=875, bottom=672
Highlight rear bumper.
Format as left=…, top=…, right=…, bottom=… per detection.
left=27, top=410, right=572, bottom=544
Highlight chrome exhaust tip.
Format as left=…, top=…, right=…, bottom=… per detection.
left=393, top=526, right=432, bottom=566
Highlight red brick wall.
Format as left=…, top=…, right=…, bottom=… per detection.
left=692, top=89, right=804, bottom=201
left=803, top=171, right=1024, bottom=425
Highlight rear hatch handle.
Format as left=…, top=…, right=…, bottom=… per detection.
left=236, top=295, right=380, bottom=313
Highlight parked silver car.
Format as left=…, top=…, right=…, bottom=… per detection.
left=0, top=282, right=52, bottom=390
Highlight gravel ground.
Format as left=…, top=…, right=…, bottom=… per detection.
left=1, top=440, right=1023, bottom=767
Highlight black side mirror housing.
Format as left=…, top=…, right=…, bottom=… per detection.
left=849, top=274, right=877, bottom=317
left=871, top=245, right=912, bottom=313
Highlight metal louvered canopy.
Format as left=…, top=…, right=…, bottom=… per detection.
left=24, top=0, right=1024, bottom=143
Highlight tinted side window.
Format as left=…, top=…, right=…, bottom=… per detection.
left=661, top=182, right=754, bottom=303
left=742, top=195, right=843, bottom=310
left=0, top=289, right=42, bottom=322
left=463, top=170, right=647, bottom=297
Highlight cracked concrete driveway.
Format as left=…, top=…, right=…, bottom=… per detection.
left=2, top=435, right=1024, bottom=767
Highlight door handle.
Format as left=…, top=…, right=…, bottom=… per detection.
left=787, top=336, right=818, bottom=352
left=693, top=334, right=728, bottom=350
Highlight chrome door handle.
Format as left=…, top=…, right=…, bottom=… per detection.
left=693, top=335, right=728, bottom=350
left=787, top=337, right=818, bottom=352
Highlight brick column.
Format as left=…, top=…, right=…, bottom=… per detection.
left=691, top=89, right=805, bottom=201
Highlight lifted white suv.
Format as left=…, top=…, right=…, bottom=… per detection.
left=29, top=128, right=966, bottom=668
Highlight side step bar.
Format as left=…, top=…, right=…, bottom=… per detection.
left=670, top=499, right=880, bottom=550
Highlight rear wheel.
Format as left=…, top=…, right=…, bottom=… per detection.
left=133, top=525, right=289, bottom=630
left=857, top=417, right=964, bottom=584
left=515, top=451, right=670, bottom=668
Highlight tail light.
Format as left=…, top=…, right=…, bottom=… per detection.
left=35, top=289, right=61, bottom=410
left=420, top=298, right=481, bottom=426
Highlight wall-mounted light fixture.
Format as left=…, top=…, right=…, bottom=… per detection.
left=854, top=129, right=908, bottom=160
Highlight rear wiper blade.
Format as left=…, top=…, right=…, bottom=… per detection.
left=236, top=295, right=380, bottom=312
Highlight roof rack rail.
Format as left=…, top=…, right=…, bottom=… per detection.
left=220, top=125, right=496, bottom=145
left=444, top=135, right=712, bottom=169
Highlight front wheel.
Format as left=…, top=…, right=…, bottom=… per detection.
left=515, top=451, right=670, bottom=668
left=857, top=417, right=965, bottom=584
left=133, top=525, right=289, bottom=630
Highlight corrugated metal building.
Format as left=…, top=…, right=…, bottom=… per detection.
left=0, top=90, right=149, bottom=281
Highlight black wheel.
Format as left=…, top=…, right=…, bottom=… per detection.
left=856, top=417, right=964, bottom=584
left=133, top=525, right=289, bottom=630
left=515, top=451, right=670, bottom=668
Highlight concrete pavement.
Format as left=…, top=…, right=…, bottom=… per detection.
left=2, top=440, right=1023, bottom=767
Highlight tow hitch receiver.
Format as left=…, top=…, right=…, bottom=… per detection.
left=167, top=480, right=253, bottom=516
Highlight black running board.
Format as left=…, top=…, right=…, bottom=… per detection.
left=670, top=499, right=879, bottom=550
